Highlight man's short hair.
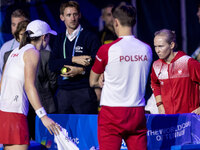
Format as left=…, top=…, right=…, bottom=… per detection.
left=101, top=4, right=114, bottom=16
left=112, top=4, right=136, bottom=27
left=60, top=1, right=80, bottom=15
left=11, top=9, right=29, bottom=19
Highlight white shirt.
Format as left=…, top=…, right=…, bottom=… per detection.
left=92, top=35, right=152, bottom=107
left=66, top=25, right=82, bottom=41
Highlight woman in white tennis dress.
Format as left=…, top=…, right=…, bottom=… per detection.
left=0, top=20, right=59, bottom=150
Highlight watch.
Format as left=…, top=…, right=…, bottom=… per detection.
left=81, top=69, right=86, bottom=75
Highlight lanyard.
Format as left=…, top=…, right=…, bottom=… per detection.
left=10, top=39, right=15, bottom=51
left=63, top=28, right=82, bottom=59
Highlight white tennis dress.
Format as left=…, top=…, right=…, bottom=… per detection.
left=0, top=44, right=35, bottom=116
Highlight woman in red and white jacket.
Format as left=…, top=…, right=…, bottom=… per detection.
left=151, top=29, right=200, bottom=114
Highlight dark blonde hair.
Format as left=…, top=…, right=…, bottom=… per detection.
left=14, top=20, right=30, bottom=42
left=154, top=29, right=177, bottom=49
left=112, top=4, right=136, bottom=27
left=11, top=9, right=29, bottom=19
left=101, top=4, right=114, bottom=16
left=60, top=1, right=80, bottom=15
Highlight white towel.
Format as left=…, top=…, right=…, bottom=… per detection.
left=54, top=126, right=79, bottom=150
left=145, top=94, right=159, bottom=114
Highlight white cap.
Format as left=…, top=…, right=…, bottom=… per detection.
left=26, top=19, right=57, bottom=37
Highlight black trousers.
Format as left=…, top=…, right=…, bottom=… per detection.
left=56, top=87, right=98, bottom=114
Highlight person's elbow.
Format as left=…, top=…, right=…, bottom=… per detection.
left=89, top=74, right=95, bottom=88
left=89, top=70, right=98, bottom=88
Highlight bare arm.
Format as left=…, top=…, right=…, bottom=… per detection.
left=90, top=70, right=102, bottom=102
left=98, top=73, right=104, bottom=88
left=89, top=70, right=101, bottom=88
left=155, top=95, right=165, bottom=114
left=24, top=49, right=59, bottom=135
left=95, top=73, right=104, bottom=101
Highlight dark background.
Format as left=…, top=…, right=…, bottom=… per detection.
left=1, top=0, right=199, bottom=54
left=0, top=0, right=200, bottom=100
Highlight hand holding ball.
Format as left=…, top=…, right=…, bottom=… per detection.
left=61, top=67, right=71, bottom=74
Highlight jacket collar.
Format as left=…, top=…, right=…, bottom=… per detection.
left=66, top=25, right=81, bottom=41
left=160, top=51, right=186, bottom=64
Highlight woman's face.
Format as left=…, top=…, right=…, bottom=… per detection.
left=19, top=29, right=25, bottom=43
left=154, top=35, right=173, bottom=60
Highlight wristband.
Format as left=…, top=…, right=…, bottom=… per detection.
left=36, top=107, right=47, bottom=118
left=156, top=101, right=163, bottom=107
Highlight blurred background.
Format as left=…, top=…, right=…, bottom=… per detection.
left=0, top=0, right=200, bottom=55
left=0, top=0, right=200, bottom=99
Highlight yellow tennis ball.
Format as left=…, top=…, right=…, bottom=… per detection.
left=61, top=67, right=67, bottom=74
left=61, top=67, right=71, bottom=74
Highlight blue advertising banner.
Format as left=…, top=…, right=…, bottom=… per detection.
left=35, top=114, right=200, bottom=150
left=35, top=114, right=127, bottom=150
left=36, top=114, right=99, bottom=150
left=146, top=114, right=193, bottom=150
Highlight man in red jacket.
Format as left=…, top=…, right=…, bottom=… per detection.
left=151, top=29, right=200, bottom=114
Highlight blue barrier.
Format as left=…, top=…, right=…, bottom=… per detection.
left=147, top=114, right=200, bottom=150
left=36, top=114, right=100, bottom=150
left=0, top=141, right=46, bottom=150
left=171, top=144, right=200, bottom=150
left=35, top=113, right=200, bottom=150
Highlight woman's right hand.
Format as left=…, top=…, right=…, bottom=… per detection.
left=41, top=115, right=60, bottom=135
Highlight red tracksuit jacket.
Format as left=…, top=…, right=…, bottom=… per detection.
left=151, top=51, right=200, bottom=114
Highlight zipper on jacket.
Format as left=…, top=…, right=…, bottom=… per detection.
left=167, top=64, right=175, bottom=113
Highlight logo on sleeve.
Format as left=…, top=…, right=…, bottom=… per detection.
left=96, top=55, right=102, bottom=62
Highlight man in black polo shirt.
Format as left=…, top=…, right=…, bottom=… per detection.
left=99, top=4, right=118, bottom=45
left=49, top=1, right=100, bottom=114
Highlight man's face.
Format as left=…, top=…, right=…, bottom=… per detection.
left=11, top=17, right=26, bottom=35
left=154, top=35, right=173, bottom=60
left=197, top=7, right=200, bottom=23
left=102, top=7, right=113, bottom=28
left=60, top=7, right=80, bottom=32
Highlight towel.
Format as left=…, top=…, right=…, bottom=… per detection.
left=54, top=126, right=79, bottom=150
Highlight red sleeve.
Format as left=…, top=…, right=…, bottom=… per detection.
left=91, top=44, right=108, bottom=74
left=188, top=58, right=200, bottom=82
left=150, top=64, right=161, bottom=96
